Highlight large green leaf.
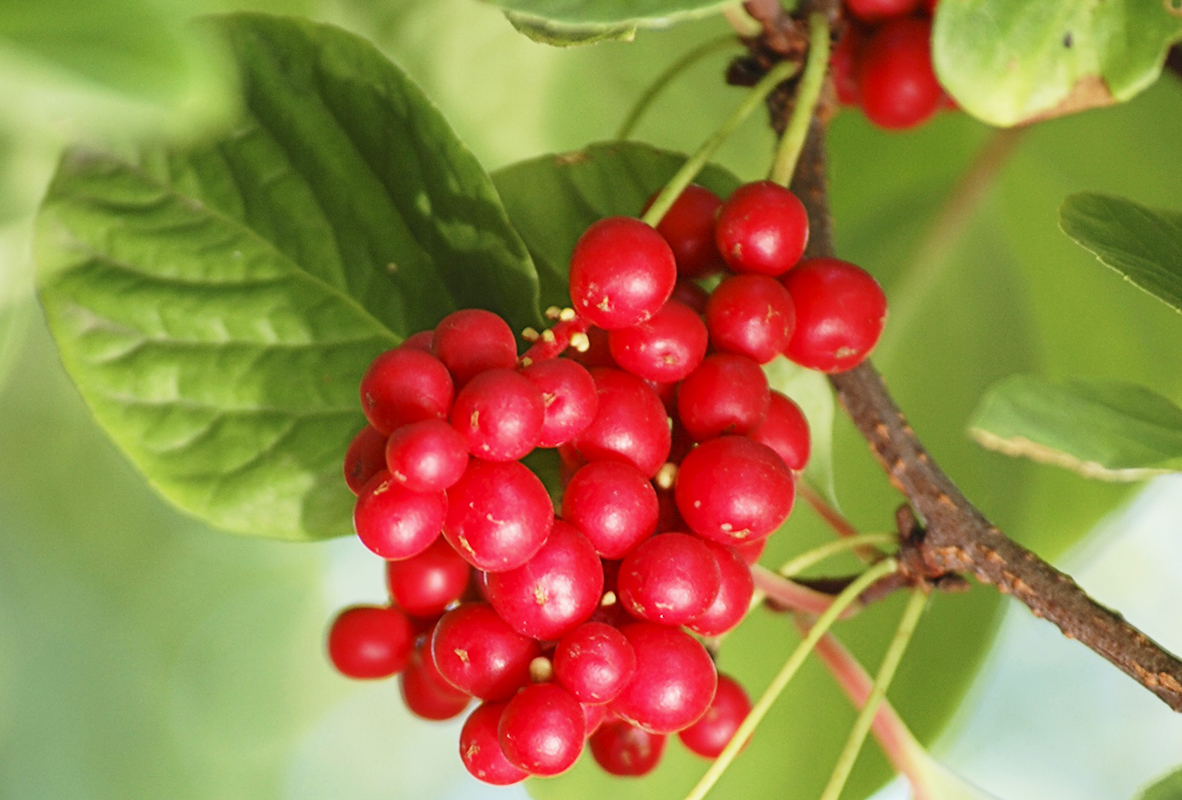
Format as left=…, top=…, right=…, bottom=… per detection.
left=932, top=0, right=1182, bottom=126
left=487, top=0, right=728, bottom=48
left=1060, top=192, right=1182, bottom=314
left=36, top=13, right=542, bottom=541
left=1137, top=766, right=1182, bottom=800
left=970, top=375, right=1182, bottom=480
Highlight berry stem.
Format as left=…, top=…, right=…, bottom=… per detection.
left=798, top=481, right=888, bottom=562
left=777, top=531, right=898, bottom=577
left=641, top=57, right=802, bottom=229
left=817, top=588, right=928, bottom=800
left=767, top=12, right=830, bottom=187
left=682, top=557, right=899, bottom=800
left=616, top=35, right=742, bottom=140
left=806, top=627, right=935, bottom=800
left=751, top=565, right=850, bottom=616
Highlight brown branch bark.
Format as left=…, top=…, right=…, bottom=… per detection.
left=787, top=117, right=1182, bottom=712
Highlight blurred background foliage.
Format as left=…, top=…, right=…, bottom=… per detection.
left=2, top=1, right=1182, bottom=799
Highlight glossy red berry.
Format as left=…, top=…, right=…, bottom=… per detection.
left=678, top=673, right=752, bottom=758
left=569, top=217, right=677, bottom=330
left=344, top=425, right=388, bottom=495
left=715, top=182, right=809, bottom=276
left=359, top=348, right=454, bottom=436
left=522, top=358, right=599, bottom=447
left=460, top=702, right=528, bottom=785
left=831, top=25, right=864, bottom=106
left=582, top=700, right=610, bottom=737
left=561, top=460, right=659, bottom=559
left=571, top=368, right=672, bottom=478
left=610, top=622, right=717, bottom=734
left=733, top=537, right=768, bottom=565
left=647, top=184, right=726, bottom=278
left=443, top=459, right=554, bottom=572
left=432, top=309, right=518, bottom=387
left=499, top=683, right=586, bottom=776
left=677, top=354, right=771, bottom=441
left=400, top=642, right=472, bottom=720
left=846, top=0, right=921, bottom=23
left=748, top=390, right=811, bottom=471
left=483, top=521, right=604, bottom=641
left=386, top=536, right=471, bottom=617
left=384, top=419, right=468, bottom=493
left=705, top=274, right=797, bottom=364
left=608, top=300, right=708, bottom=383
left=590, top=720, right=667, bottom=776
left=670, top=278, right=710, bottom=314
left=327, top=605, right=414, bottom=679
left=450, top=368, right=544, bottom=461
left=618, top=533, right=722, bottom=626
left=686, top=540, right=755, bottom=637
left=674, top=436, right=794, bottom=545
left=353, top=470, right=447, bottom=560
left=553, top=622, right=637, bottom=705
left=781, top=257, right=887, bottom=373
left=857, top=18, right=942, bottom=130
left=432, top=603, right=541, bottom=700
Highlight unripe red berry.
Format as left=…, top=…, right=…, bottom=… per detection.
left=553, top=622, right=637, bottom=705
left=748, top=390, right=811, bottom=472
left=674, top=436, right=794, bottom=545
left=359, top=348, right=454, bottom=435
left=677, top=673, right=752, bottom=758
left=432, top=309, right=518, bottom=387
left=432, top=603, right=541, bottom=701
left=327, top=605, right=414, bottom=679
left=569, top=217, right=677, bottom=330
left=715, top=182, right=809, bottom=276
left=460, top=702, right=528, bottom=785
left=443, top=459, right=554, bottom=572
left=617, top=533, right=722, bottom=626
left=705, top=274, right=797, bottom=364
left=590, top=720, right=667, bottom=776
left=610, top=622, right=717, bottom=734
left=498, top=683, right=586, bottom=776
left=571, top=368, right=672, bottom=478
left=344, top=425, right=388, bottom=495
left=781, top=257, right=887, bottom=373
left=384, top=419, right=468, bottom=493
left=857, top=18, right=942, bottom=130
left=450, top=368, right=544, bottom=462
left=677, top=354, right=771, bottom=441
left=646, top=184, right=726, bottom=278
left=386, top=536, right=471, bottom=617
left=353, top=470, right=447, bottom=560
left=522, top=358, right=599, bottom=447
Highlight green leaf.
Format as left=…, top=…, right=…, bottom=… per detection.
left=36, top=13, right=542, bottom=541
left=1060, top=192, right=1182, bottom=314
left=487, top=0, right=729, bottom=40
left=932, top=1, right=1182, bottom=126
left=969, top=375, right=1182, bottom=480
left=1136, top=766, right=1182, bottom=800
left=504, top=12, right=637, bottom=47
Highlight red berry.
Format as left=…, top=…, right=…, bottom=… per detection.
left=677, top=673, right=752, bottom=758
left=618, top=533, right=722, bottom=626
left=386, top=536, right=472, bottom=617
left=400, top=642, right=472, bottom=720
left=582, top=700, right=610, bottom=737
left=384, top=419, right=468, bottom=492
left=571, top=368, right=672, bottom=478
left=608, top=300, right=708, bottom=383
left=359, top=348, right=454, bottom=435
left=671, top=278, right=710, bottom=314
left=353, top=470, right=447, bottom=560
left=674, top=436, right=794, bottom=545
left=748, top=390, right=811, bottom=471
left=344, top=425, right=387, bottom=495
left=686, top=540, right=755, bottom=637
left=483, top=521, right=604, bottom=641
left=733, top=537, right=767, bottom=565
left=832, top=25, right=864, bottom=106
left=569, top=217, right=677, bottom=330
left=646, top=184, right=726, bottom=279
left=460, top=702, right=528, bottom=785
left=857, top=18, right=941, bottom=130
left=590, top=719, right=667, bottom=776
left=443, top=459, right=554, bottom=572
left=570, top=325, right=615, bottom=369
left=610, top=622, right=717, bottom=734
left=432, top=309, right=518, bottom=387
left=715, top=182, right=809, bottom=276
left=432, top=603, right=541, bottom=700
left=327, top=605, right=414, bottom=679
left=399, top=330, right=435, bottom=352
left=553, top=622, right=637, bottom=705
left=499, top=683, right=586, bottom=776
left=450, top=368, right=544, bottom=461
left=522, top=358, right=599, bottom=447
left=561, top=460, right=660, bottom=559
left=677, top=354, right=771, bottom=441
left=781, top=257, right=887, bottom=372
left=705, top=274, right=797, bottom=364
left=846, top=0, right=921, bottom=23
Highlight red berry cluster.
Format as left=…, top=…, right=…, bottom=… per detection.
left=325, top=180, right=886, bottom=784
left=832, top=0, right=953, bottom=130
